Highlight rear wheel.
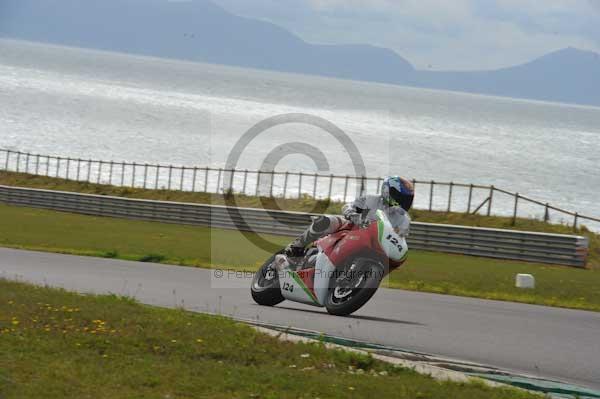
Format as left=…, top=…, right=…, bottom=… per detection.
left=251, top=253, right=285, bottom=306
left=325, top=258, right=384, bottom=316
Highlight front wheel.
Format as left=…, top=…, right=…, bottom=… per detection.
left=325, top=258, right=384, bottom=316
left=251, top=253, right=285, bottom=306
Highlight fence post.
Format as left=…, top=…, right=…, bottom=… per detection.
left=4, top=150, right=10, bottom=171
left=203, top=167, right=209, bottom=193
left=429, top=181, right=434, bottom=211
left=192, top=167, right=198, bottom=192
left=120, top=162, right=125, bottom=186
left=512, top=193, right=519, bottom=226
left=343, top=175, right=349, bottom=202
left=487, top=185, right=494, bottom=216
left=544, top=203, right=550, bottom=222
left=255, top=171, right=261, bottom=196
left=242, top=169, right=248, bottom=195
left=143, top=164, right=149, bottom=189
left=16, top=152, right=21, bottom=173
left=574, top=213, right=579, bottom=232
left=97, top=161, right=103, bottom=184
left=155, top=165, right=160, bottom=190
left=283, top=172, right=289, bottom=198
left=131, top=162, right=136, bottom=188
left=298, top=172, right=303, bottom=199
left=467, top=184, right=473, bottom=214
left=35, top=154, right=40, bottom=175
left=45, top=156, right=50, bottom=176
left=76, top=159, right=81, bottom=181
left=327, top=174, right=334, bottom=201
left=312, top=173, right=318, bottom=198
left=180, top=167, right=185, bottom=191
left=216, top=168, right=223, bottom=194
left=65, top=157, right=70, bottom=179
left=168, top=165, right=173, bottom=190
left=228, top=169, right=235, bottom=195
left=25, top=152, right=30, bottom=174
left=268, top=171, right=274, bottom=197
left=109, top=161, right=114, bottom=184
left=55, top=157, right=61, bottom=178
left=447, top=182, right=453, bottom=212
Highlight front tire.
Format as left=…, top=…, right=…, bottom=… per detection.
left=325, top=258, right=384, bottom=316
left=251, top=253, right=285, bottom=306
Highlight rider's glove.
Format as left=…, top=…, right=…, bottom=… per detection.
left=345, top=211, right=362, bottom=225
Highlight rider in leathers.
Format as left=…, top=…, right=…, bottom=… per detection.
left=286, top=176, right=415, bottom=257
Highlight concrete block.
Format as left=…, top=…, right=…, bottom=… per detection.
left=515, top=274, right=535, bottom=289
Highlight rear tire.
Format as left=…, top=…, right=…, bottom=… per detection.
left=325, top=258, right=383, bottom=316
left=251, top=253, right=285, bottom=306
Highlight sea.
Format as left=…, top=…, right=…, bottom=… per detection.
left=0, top=38, right=598, bottom=225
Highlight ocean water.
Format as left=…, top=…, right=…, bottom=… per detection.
left=0, top=39, right=598, bottom=225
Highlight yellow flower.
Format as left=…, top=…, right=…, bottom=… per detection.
left=196, top=338, right=204, bottom=343
left=171, top=340, right=177, bottom=343
left=11, top=320, right=19, bottom=326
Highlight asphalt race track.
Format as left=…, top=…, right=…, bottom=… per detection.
left=1, top=247, right=599, bottom=390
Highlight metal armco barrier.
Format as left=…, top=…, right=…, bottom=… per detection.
left=0, top=185, right=589, bottom=268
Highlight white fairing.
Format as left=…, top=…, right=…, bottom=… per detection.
left=314, top=252, right=336, bottom=306
left=376, top=210, right=408, bottom=262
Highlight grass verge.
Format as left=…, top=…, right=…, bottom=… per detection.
left=0, top=279, right=536, bottom=399
left=1, top=170, right=598, bottom=267
left=1, top=203, right=600, bottom=311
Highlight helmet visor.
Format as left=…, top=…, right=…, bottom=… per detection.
left=390, top=187, right=414, bottom=212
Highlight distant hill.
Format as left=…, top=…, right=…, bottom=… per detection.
left=1, top=0, right=599, bottom=106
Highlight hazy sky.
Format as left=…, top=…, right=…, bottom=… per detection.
left=211, top=0, right=600, bottom=70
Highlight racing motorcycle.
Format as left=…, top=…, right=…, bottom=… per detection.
left=251, top=210, right=408, bottom=316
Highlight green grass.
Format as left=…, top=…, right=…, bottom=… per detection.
left=0, top=279, right=536, bottom=399
left=2, top=170, right=598, bottom=267
left=2, top=203, right=600, bottom=312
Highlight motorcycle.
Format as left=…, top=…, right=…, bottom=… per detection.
left=251, top=210, right=408, bottom=316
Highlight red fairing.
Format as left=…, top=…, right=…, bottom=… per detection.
left=317, top=222, right=385, bottom=268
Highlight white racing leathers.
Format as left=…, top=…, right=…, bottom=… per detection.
left=288, top=195, right=411, bottom=253
left=342, top=195, right=411, bottom=237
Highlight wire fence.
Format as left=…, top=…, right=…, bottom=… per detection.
left=1, top=148, right=598, bottom=231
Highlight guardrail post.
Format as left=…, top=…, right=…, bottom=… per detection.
left=467, top=184, right=473, bottom=214
left=131, top=162, right=137, bottom=188
left=180, top=167, right=185, bottom=191
left=544, top=203, right=550, bottom=222
left=283, top=172, right=289, bottom=198
left=429, top=180, right=434, bottom=211
left=298, top=172, right=303, bottom=199
left=327, top=174, right=334, bottom=200
left=487, top=185, right=494, bottom=216
left=168, top=165, right=173, bottom=190
left=343, top=175, right=349, bottom=202
left=35, top=154, right=40, bottom=175
left=98, top=161, right=103, bottom=184
left=312, top=173, right=318, bottom=198
left=16, top=152, right=21, bottom=173
left=447, top=182, right=453, bottom=212
left=143, top=164, right=148, bottom=189
left=512, top=193, right=519, bottom=226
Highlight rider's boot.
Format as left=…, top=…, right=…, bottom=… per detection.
left=284, top=216, right=332, bottom=258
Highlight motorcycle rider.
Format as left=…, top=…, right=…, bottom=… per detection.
left=285, top=176, right=414, bottom=257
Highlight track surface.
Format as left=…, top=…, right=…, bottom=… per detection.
left=1, top=247, right=599, bottom=390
